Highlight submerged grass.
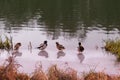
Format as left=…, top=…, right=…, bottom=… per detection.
left=104, top=38, right=120, bottom=61
left=0, top=56, right=120, bottom=80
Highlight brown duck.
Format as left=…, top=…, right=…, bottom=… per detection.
left=56, top=42, right=65, bottom=50
left=14, top=42, right=21, bottom=51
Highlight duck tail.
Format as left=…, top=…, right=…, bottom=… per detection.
left=63, top=47, right=65, bottom=49
left=36, top=46, right=41, bottom=49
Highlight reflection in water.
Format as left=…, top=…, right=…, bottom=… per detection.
left=57, top=51, right=65, bottom=58
left=0, top=0, right=119, bottom=40
left=28, top=41, right=32, bottom=53
left=38, top=50, right=48, bottom=58
left=77, top=53, right=85, bottom=63
left=12, top=51, right=22, bottom=57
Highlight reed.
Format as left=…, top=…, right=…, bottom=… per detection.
left=104, top=38, right=120, bottom=61
left=0, top=35, right=13, bottom=53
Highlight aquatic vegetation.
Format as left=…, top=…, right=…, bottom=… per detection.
left=0, top=36, right=4, bottom=49
left=0, top=35, right=13, bottom=53
left=104, top=39, right=120, bottom=61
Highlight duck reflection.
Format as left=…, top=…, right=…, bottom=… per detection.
left=57, top=51, right=65, bottom=58
left=38, top=50, right=48, bottom=58
left=12, top=51, right=22, bottom=57
left=77, top=52, right=85, bottom=63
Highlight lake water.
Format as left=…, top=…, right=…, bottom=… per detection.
left=0, top=0, right=120, bottom=75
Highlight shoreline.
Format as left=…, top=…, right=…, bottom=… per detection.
left=0, top=49, right=120, bottom=76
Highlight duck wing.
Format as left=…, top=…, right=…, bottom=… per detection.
left=60, top=44, right=65, bottom=49
left=37, top=43, right=43, bottom=49
left=37, top=43, right=47, bottom=50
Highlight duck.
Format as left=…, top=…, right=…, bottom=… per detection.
left=78, top=42, right=84, bottom=52
left=12, top=42, right=22, bottom=55
left=37, top=41, right=47, bottom=50
left=56, top=42, right=65, bottom=50
left=14, top=42, right=21, bottom=51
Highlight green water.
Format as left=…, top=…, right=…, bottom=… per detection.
left=0, top=0, right=120, bottom=46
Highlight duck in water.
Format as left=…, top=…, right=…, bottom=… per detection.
left=78, top=42, right=84, bottom=53
left=77, top=42, right=85, bottom=63
left=14, top=42, right=22, bottom=51
left=37, top=41, right=47, bottom=50
left=12, top=42, right=22, bottom=56
left=56, top=42, right=65, bottom=51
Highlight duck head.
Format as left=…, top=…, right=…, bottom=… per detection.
left=78, top=42, right=81, bottom=46
left=17, top=43, right=21, bottom=46
left=44, top=41, right=47, bottom=44
left=56, top=42, right=59, bottom=45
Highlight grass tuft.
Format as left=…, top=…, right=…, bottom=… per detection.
left=84, top=71, right=120, bottom=80
left=104, top=38, right=120, bottom=61
left=30, top=63, right=48, bottom=80
left=48, top=65, right=78, bottom=80
left=16, top=73, right=30, bottom=80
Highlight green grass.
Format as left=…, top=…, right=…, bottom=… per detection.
left=0, top=35, right=13, bottom=52
left=104, top=38, right=120, bottom=61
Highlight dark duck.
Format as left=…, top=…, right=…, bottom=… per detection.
left=78, top=42, right=84, bottom=53
left=56, top=42, right=65, bottom=51
left=37, top=41, right=47, bottom=50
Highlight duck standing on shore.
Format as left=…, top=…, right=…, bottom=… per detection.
left=37, top=41, right=47, bottom=50
left=78, top=42, right=84, bottom=53
left=56, top=42, right=65, bottom=51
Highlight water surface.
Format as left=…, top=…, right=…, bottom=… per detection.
left=0, top=0, right=120, bottom=75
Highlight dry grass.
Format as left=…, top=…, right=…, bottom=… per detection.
left=30, top=63, right=47, bottom=80
left=0, top=56, right=120, bottom=80
left=0, top=56, right=19, bottom=80
left=84, top=72, right=110, bottom=80
left=84, top=71, right=120, bottom=80
left=47, top=65, right=79, bottom=80
left=16, top=73, right=30, bottom=80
